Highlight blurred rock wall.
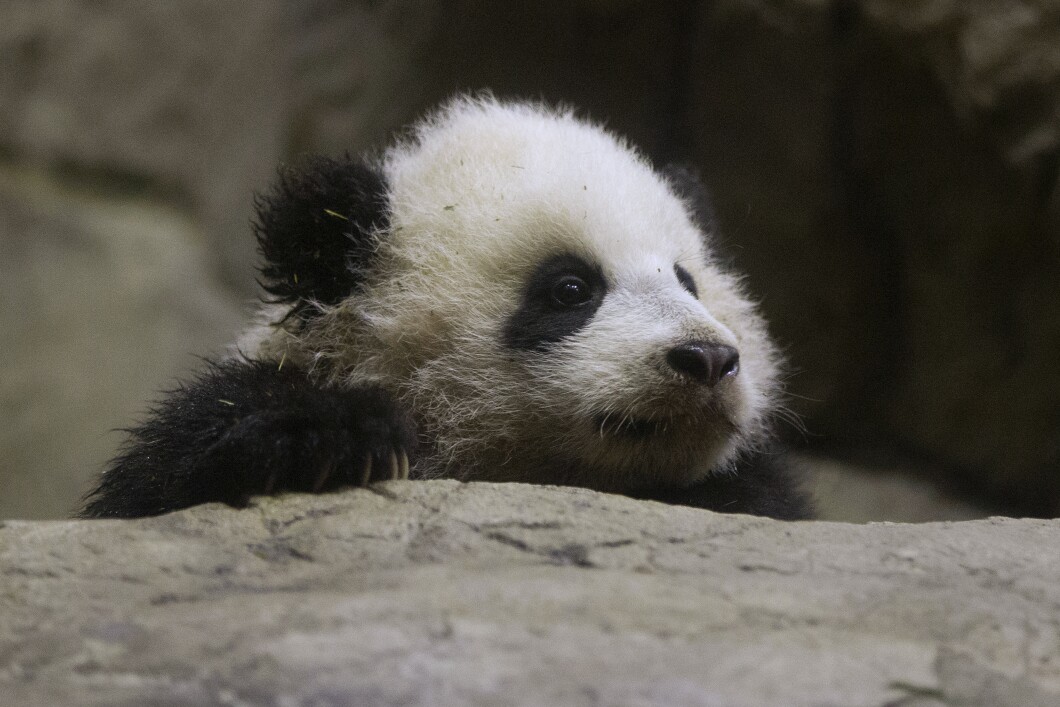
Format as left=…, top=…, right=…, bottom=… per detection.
left=1, top=0, right=1057, bottom=518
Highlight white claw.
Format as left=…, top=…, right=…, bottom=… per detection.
left=388, top=450, right=399, bottom=480
left=398, top=450, right=410, bottom=480
left=359, top=455, right=373, bottom=487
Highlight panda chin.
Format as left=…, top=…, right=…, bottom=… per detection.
left=592, top=412, right=668, bottom=440
left=588, top=402, right=742, bottom=458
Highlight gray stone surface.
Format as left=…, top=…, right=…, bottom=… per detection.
left=2, top=481, right=1058, bottom=706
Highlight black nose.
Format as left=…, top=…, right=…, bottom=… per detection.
left=666, top=342, right=740, bottom=386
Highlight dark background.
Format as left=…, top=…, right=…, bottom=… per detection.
left=2, top=1, right=1057, bottom=520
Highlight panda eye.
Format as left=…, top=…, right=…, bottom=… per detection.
left=674, top=264, right=698, bottom=298
left=550, top=275, right=592, bottom=308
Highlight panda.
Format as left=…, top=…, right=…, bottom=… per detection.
left=81, top=95, right=811, bottom=520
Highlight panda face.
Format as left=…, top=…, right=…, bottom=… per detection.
left=341, top=98, right=780, bottom=490
left=250, top=97, right=780, bottom=492
left=487, top=242, right=768, bottom=491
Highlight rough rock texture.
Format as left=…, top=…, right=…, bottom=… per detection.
left=2, top=481, right=1058, bottom=706
left=1, top=0, right=1058, bottom=517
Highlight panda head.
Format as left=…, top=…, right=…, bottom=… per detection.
left=245, top=96, right=781, bottom=492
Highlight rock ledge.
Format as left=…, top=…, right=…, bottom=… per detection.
left=2, top=480, right=1058, bottom=706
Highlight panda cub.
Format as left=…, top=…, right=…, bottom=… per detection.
left=82, top=96, right=811, bottom=520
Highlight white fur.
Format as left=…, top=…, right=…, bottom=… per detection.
left=242, top=96, right=781, bottom=492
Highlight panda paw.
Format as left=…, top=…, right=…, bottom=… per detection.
left=81, top=360, right=420, bottom=518
left=213, top=383, right=419, bottom=500
left=326, top=385, right=417, bottom=488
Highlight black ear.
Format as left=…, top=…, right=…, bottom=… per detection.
left=661, top=163, right=717, bottom=235
left=253, top=155, right=389, bottom=320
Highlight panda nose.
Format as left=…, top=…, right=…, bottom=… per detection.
left=666, top=342, right=740, bottom=386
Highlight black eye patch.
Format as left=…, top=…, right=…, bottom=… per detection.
left=674, top=264, right=699, bottom=298
left=503, top=254, right=607, bottom=352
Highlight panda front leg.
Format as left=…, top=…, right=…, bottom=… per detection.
left=80, top=359, right=417, bottom=518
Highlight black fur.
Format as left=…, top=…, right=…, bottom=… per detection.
left=633, top=446, right=813, bottom=520
left=674, top=263, right=699, bottom=298
left=81, top=360, right=417, bottom=518
left=254, top=155, right=389, bottom=321
left=503, top=254, right=608, bottom=351
left=662, top=163, right=717, bottom=236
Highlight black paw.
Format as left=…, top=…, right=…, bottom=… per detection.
left=334, top=385, right=418, bottom=488
left=206, top=383, right=418, bottom=504
left=81, top=359, right=420, bottom=518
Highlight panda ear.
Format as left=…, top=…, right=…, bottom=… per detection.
left=661, top=163, right=717, bottom=235
left=253, top=155, right=389, bottom=320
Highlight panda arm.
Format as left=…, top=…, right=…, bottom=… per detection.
left=80, top=359, right=416, bottom=518
left=636, top=448, right=814, bottom=520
